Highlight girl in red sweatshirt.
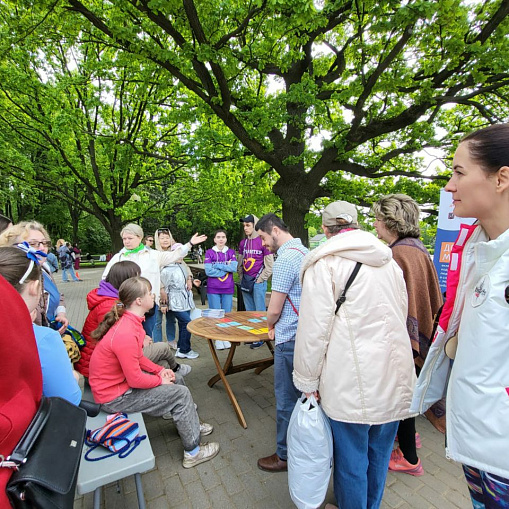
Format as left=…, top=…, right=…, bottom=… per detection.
left=89, top=276, right=219, bottom=468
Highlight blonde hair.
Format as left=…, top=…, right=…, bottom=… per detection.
left=372, top=194, right=421, bottom=239
left=0, top=221, right=51, bottom=247
left=55, top=239, right=66, bottom=249
left=120, top=223, right=143, bottom=239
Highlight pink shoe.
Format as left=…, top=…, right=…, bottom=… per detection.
left=389, top=447, right=424, bottom=476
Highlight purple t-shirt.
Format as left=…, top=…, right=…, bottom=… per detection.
left=239, top=237, right=270, bottom=277
left=205, top=248, right=237, bottom=294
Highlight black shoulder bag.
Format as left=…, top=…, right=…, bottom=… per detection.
left=335, top=262, right=362, bottom=314
left=4, top=396, right=87, bottom=509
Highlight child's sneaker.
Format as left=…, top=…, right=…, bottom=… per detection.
left=389, top=447, right=424, bottom=476
left=177, top=364, right=192, bottom=376
left=183, top=442, right=220, bottom=468
left=176, top=348, right=199, bottom=359
left=200, top=422, right=214, bottom=435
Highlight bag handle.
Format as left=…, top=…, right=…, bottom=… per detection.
left=84, top=433, right=146, bottom=462
left=7, top=397, right=51, bottom=465
left=335, top=262, right=362, bottom=314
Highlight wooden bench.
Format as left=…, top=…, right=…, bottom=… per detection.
left=77, top=389, right=155, bottom=508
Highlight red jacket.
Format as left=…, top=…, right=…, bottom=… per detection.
left=0, top=276, right=42, bottom=506
left=89, top=311, right=162, bottom=404
left=75, top=289, right=117, bottom=377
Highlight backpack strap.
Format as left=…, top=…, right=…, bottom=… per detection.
left=285, top=247, right=307, bottom=316
left=335, top=262, right=362, bottom=314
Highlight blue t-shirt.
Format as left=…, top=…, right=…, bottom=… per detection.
left=33, top=324, right=81, bottom=405
left=271, top=238, right=308, bottom=344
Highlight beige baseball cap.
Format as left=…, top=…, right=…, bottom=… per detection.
left=322, top=201, right=358, bottom=227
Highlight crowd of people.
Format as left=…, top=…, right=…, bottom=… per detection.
left=0, top=123, right=508, bottom=508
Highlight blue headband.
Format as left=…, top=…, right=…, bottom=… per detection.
left=16, top=242, right=47, bottom=284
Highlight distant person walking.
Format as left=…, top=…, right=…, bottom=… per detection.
left=56, top=239, right=80, bottom=282
left=72, top=243, right=82, bottom=279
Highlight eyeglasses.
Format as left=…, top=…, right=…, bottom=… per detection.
left=146, top=239, right=154, bottom=243
left=27, top=240, right=52, bottom=248
left=157, top=227, right=171, bottom=235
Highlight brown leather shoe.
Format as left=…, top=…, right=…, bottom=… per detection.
left=257, top=453, right=287, bottom=472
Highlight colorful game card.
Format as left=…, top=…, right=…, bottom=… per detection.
left=261, top=316, right=267, bottom=320
left=248, top=318, right=263, bottom=323
left=238, top=325, right=253, bottom=330
left=248, top=329, right=266, bottom=335
left=228, top=322, right=241, bottom=326
left=257, top=327, right=269, bottom=333
left=251, top=312, right=265, bottom=317
left=218, top=318, right=233, bottom=323
left=216, top=323, right=231, bottom=328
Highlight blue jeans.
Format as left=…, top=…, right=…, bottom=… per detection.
left=274, top=340, right=300, bottom=461
left=172, top=310, right=192, bottom=354
left=153, top=309, right=176, bottom=343
left=143, top=304, right=158, bottom=337
left=62, top=265, right=79, bottom=282
left=207, top=293, right=233, bottom=313
left=242, top=280, right=267, bottom=311
left=329, top=419, right=398, bottom=509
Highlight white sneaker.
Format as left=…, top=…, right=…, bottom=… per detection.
left=183, top=442, right=220, bottom=468
left=177, top=364, right=192, bottom=376
left=200, top=422, right=214, bottom=436
left=222, top=341, right=231, bottom=349
left=176, top=348, right=199, bottom=359
left=215, top=340, right=225, bottom=350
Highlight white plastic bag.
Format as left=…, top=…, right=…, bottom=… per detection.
left=287, top=394, right=333, bottom=509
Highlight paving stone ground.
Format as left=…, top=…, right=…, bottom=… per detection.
left=68, top=267, right=471, bottom=509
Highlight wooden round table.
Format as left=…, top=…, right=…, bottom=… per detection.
left=187, top=311, right=274, bottom=428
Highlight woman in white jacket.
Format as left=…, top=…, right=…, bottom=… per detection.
left=414, top=124, right=509, bottom=508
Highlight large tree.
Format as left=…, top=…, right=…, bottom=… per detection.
left=53, top=0, right=509, bottom=239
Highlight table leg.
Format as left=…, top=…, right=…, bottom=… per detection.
left=206, top=339, right=248, bottom=428
left=93, top=487, right=101, bottom=509
left=135, top=473, right=146, bottom=509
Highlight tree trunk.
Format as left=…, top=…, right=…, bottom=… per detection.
left=273, top=176, right=314, bottom=247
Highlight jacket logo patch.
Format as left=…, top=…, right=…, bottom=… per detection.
left=506, top=388, right=509, bottom=397
left=472, top=275, right=489, bottom=307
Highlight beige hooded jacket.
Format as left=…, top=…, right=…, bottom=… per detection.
left=293, top=229, right=416, bottom=425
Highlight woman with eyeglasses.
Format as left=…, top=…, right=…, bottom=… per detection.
left=413, top=124, right=509, bottom=508
left=0, top=221, right=69, bottom=333
left=102, top=224, right=207, bottom=338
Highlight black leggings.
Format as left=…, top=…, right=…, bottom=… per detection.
left=397, top=417, right=418, bottom=464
